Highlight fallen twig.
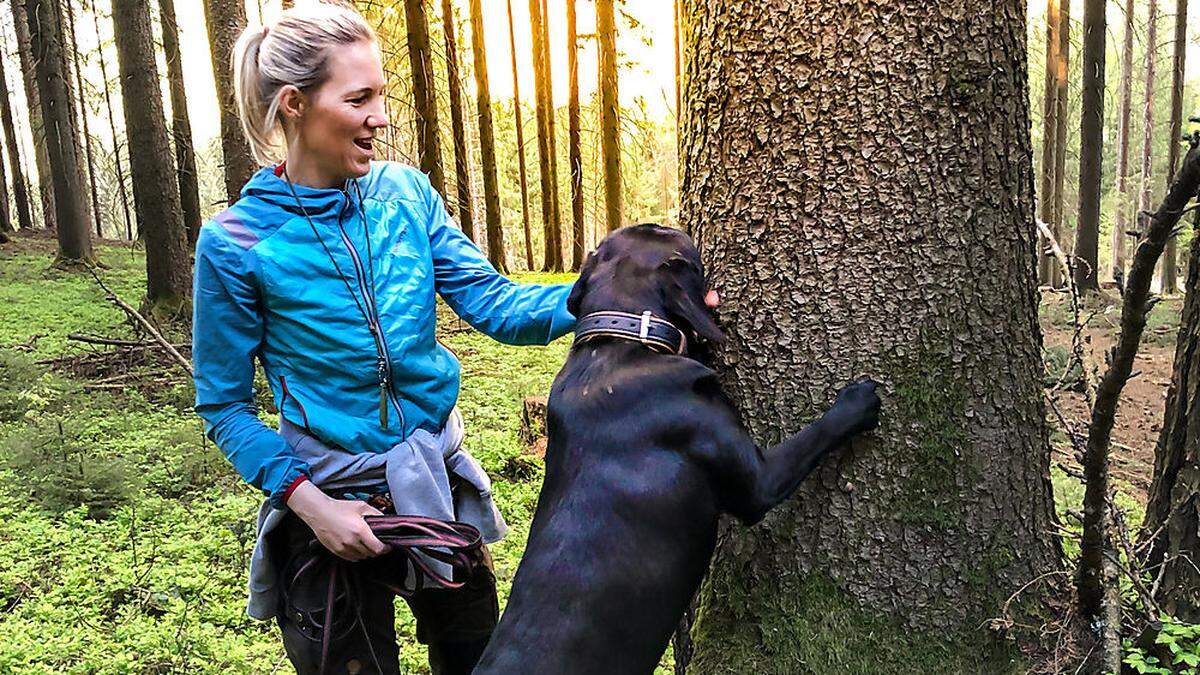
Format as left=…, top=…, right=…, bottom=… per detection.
left=87, top=269, right=192, bottom=377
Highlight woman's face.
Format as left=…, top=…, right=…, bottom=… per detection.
left=290, top=40, right=388, bottom=185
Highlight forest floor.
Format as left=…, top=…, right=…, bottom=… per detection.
left=0, top=231, right=1184, bottom=673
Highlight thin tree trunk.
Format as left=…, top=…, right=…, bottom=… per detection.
left=440, top=0, right=474, bottom=242
left=540, top=0, right=563, bottom=271
left=507, top=0, right=534, bottom=270
left=567, top=0, right=584, bottom=270
left=0, top=124, right=11, bottom=235
left=1138, top=0, right=1159, bottom=232
left=203, top=0, right=257, bottom=204
left=674, top=0, right=681, bottom=124
left=159, top=0, right=202, bottom=246
left=529, top=0, right=556, bottom=271
left=1038, top=0, right=1061, bottom=285
left=111, top=0, right=191, bottom=315
left=1051, top=0, right=1070, bottom=289
left=64, top=0, right=102, bottom=239
left=681, top=2, right=1060, bottom=669
left=597, top=0, right=621, bottom=234
left=1113, top=0, right=1135, bottom=282
left=10, top=0, right=54, bottom=230
left=0, top=29, right=32, bottom=233
left=1160, top=0, right=1187, bottom=293
left=467, top=0, right=506, bottom=273
left=25, top=0, right=93, bottom=262
left=90, top=0, right=133, bottom=239
left=1076, top=0, right=1105, bottom=291
left=405, top=0, right=445, bottom=197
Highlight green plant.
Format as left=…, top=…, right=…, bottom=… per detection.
left=1123, top=617, right=1200, bottom=674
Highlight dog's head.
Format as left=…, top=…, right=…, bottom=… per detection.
left=568, top=224, right=724, bottom=350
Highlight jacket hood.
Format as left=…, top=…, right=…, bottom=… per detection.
left=240, top=164, right=361, bottom=219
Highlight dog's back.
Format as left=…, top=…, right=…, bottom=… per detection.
left=475, top=342, right=725, bottom=673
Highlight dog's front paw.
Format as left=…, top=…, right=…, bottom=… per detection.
left=829, top=379, right=882, bottom=438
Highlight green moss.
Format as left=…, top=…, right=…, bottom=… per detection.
left=690, top=569, right=1020, bottom=675
left=885, top=353, right=974, bottom=530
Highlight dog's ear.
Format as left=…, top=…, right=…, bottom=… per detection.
left=567, top=252, right=597, bottom=318
left=661, top=258, right=725, bottom=344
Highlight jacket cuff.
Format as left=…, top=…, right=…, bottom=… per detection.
left=275, top=473, right=310, bottom=510
left=546, top=288, right=577, bottom=343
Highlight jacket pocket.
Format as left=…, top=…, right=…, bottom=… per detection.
left=278, top=376, right=312, bottom=433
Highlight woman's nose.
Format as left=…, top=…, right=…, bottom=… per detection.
left=366, top=111, right=389, bottom=130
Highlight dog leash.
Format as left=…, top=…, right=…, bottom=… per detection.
left=284, top=515, right=485, bottom=675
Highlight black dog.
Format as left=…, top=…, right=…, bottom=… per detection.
left=474, top=224, right=881, bottom=673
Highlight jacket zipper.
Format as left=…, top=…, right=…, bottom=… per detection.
left=278, top=375, right=311, bottom=432
left=334, top=195, right=406, bottom=432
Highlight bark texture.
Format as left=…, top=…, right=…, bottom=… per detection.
left=112, top=0, right=191, bottom=314
left=441, top=0, right=475, bottom=242
left=528, top=0, right=558, bottom=270
left=1113, top=0, right=1135, bottom=282
left=597, top=0, right=622, bottom=233
left=506, top=0, right=534, bottom=269
left=1075, top=0, right=1105, bottom=291
left=26, top=0, right=93, bottom=261
left=1138, top=0, right=1158, bottom=221
left=1038, top=0, right=1061, bottom=286
left=1051, top=0, right=1069, bottom=287
left=1160, top=0, right=1188, bottom=294
left=203, top=0, right=257, bottom=204
left=159, top=0, right=202, bottom=246
left=680, top=2, right=1060, bottom=669
left=0, top=40, right=31, bottom=233
left=404, top=0, right=445, bottom=196
left=467, top=0, right=506, bottom=273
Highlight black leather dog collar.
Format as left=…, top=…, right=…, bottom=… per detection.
left=573, top=310, right=687, bottom=355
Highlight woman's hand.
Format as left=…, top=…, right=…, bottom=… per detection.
left=286, top=480, right=392, bottom=561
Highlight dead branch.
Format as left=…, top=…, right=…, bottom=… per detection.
left=87, top=269, right=192, bottom=377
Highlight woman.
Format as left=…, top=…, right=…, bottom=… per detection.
left=191, top=3, right=574, bottom=673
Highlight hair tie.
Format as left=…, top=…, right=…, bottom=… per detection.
left=262, top=25, right=270, bottom=38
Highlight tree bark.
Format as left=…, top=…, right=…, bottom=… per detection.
left=1038, top=0, right=1061, bottom=285
left=467, top=0, right=506, bottom=273
left=529, top=0, right=557, bottom=271
left=64, top=0, right=102, bottom=239
left=91, top=0, right=133, bottom=240
left=203, top=0, right=257, bottom=204
left=681, top=2, right=1060, bottom=669
left=0, top=32, right=31, bottom=233
left=1075, top=0, right=1105, bottom=291
left=1113, top=0, right=1135, bottom=282
left=567, top=0, right=584, bottom=270
left=10, top=0, right=55, bottom=230
left=159, top=0, right=202, bottom=247
left=540, top=0, right=563, bottom=270
left=26, top=0, right=93, bottom=262
left=506, top=0, right=534, bottom=270
left=1138, top=0, right=1159, bottom=235
left=1051, top=0, right=1069, bottom=289
left=597, top=0, right=621, bottom=234
left=112, top=0, right=191, bottom=315
left=1160, top=0, right=1187, bottom=294
left=440, top=0, right=475, bottom=243
left=405, top=0, right=445, bottom=197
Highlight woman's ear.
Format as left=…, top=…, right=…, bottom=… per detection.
left=278, top=85, right=306, bottom=124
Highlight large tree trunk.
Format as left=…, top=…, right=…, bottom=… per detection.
left=1113, top=0, right=1135, bottom=282
left=506, top=0, right=534, bottom=270
left=529, top=0, right=557, bottom=271
left=680, top=2, right=1061, bottom=669
left=467, top=0, right=506, bottom=273
left=597, top=0, right=622, bottom=234
left=1051, top=0, right=1069, bottom=289
left=567, top=0, right=584, bottom=270
left=1038, top=0, right=1061, bottom=285
left=1160, top=0, right=1187, bottom=294
left=440, top=0, right=475, bottom=243
left=26, top=0, right=93, bottom=262
left=1138, top=0, right=1159, bottom=240
left=64, top=0, right=102, bottom=239
left=203, top=0, right=257, bottom=204
left=159, top=0, right=202, bottom=247
left=540, top=0, right=563, bottom=271
left=1075, top=0, right=1105, bottom=291
left=92, top=0, right=133, bottom=240
left=11, top=0, right=55, bottom=230
left=112, top=0, right=191, bottom=316
left=404, top=0, right=445, bottom=197
left=0, top=36, right=31, bottom=233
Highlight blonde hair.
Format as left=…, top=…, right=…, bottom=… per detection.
left=232, top=1, right=376, bottom=165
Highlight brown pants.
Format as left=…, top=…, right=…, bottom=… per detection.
left=269, top=512, right=498, bottom=675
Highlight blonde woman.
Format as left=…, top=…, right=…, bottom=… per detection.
left=190, top=3, right=574, bottom=672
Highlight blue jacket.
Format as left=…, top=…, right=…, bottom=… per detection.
left=192, top=162, right=575, bottom=507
